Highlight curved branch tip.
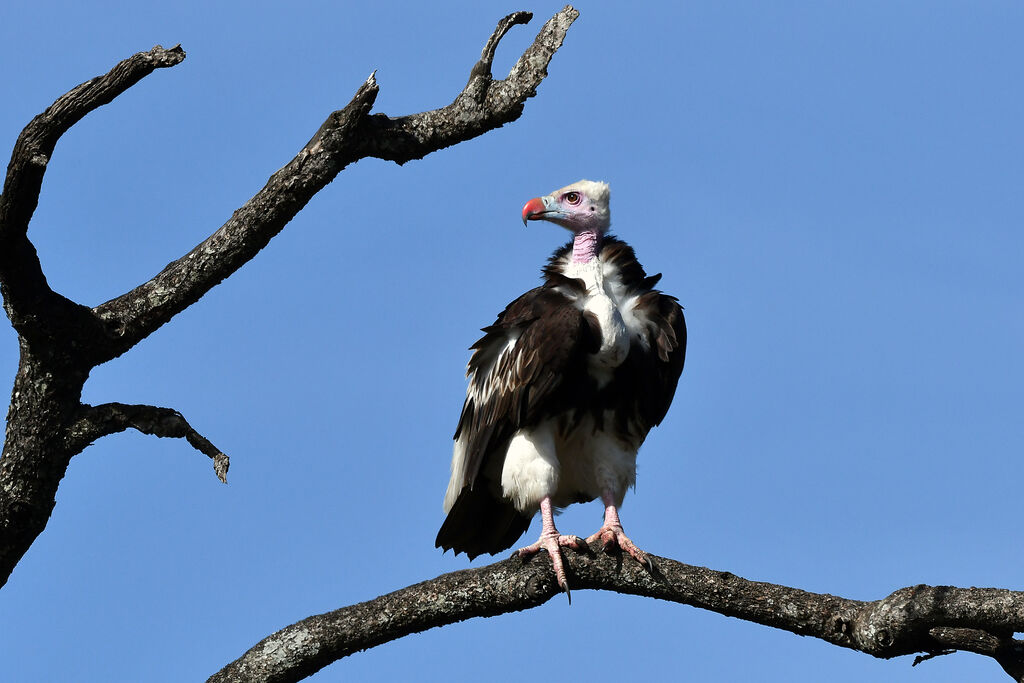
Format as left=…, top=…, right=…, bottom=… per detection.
left=146, top=44, right=186, bottom=67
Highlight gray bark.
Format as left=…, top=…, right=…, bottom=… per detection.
left=209, top=543, right=1024, bottom=683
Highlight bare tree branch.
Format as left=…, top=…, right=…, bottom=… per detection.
left=66, top=403, right=229, bottom=482
left=0, top=45, right=184, bottom=350
left=208, top=544, right=1024, bottom=683
left=0, top=8, right=578, bottom=590
left=0, top=45, right=185, bottom=245
left=90, top=6, right=579, bottom=362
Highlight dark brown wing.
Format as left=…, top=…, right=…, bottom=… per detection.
left=437, top=283, right=598, bottom=558
left=611, top=287, right=686, bottom=437
left=597, top=238, right=685, bottom=433
left=455, top=282, right=597, bottom=488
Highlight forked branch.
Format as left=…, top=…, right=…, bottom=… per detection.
left=0, top=45, right=184, bottom=346
left=0, top=7, right=577, bottom=590
left=91, top=6, right=579, bottom=361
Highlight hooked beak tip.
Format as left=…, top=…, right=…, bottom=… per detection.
left=521, top=197, right=546, bottom=226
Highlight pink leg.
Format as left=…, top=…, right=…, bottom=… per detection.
left=586, top=490, right=652, bottom=571
left=516, top=496, right=586, bottom=599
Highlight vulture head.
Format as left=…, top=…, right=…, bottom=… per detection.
left=521, top=179, right=611, bottom=235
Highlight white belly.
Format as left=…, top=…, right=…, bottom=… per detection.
left=499, top=415, right=638, bottom=513
left=496, top=255, right=651, bottom=513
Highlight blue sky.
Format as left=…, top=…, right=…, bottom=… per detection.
left=1, top=1, right=1022, bottom=681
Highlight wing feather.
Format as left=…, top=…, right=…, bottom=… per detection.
left=450, top=286, right=594, bottom=497
left=612, top=291, right=686, bottom=436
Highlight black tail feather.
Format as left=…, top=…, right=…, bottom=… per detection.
left=436, top=485, right=532, bottom=560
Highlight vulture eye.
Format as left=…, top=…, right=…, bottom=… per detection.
left=564, top=191, right=582, bottom=205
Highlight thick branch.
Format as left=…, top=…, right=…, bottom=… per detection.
left=91, top=7, right=578, bottom=361
left=209, top=545, right=1024, bottom=683
left=67, top=402, right=229, bottom=482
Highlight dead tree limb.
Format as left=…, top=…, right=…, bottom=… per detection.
left=65, top=402, right=229, bottom=483
left=208, top=542, right=1024, bottom=683
left=0, top=6, right=579, bottom=589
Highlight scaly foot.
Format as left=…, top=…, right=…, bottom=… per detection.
left=516, top=531, right=586, bottom=600
left=586, top=523, right=652, bottom=572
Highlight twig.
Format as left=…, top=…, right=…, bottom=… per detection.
left=67, top=402, right=229, bottom=482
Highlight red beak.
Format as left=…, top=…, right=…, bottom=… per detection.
left=521, top=197, right=546, bottom=225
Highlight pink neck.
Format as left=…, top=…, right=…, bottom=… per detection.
left=571, top=230, right=601, bottom=263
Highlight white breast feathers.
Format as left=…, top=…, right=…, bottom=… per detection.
left=563, top=259, right=632, bottom=379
